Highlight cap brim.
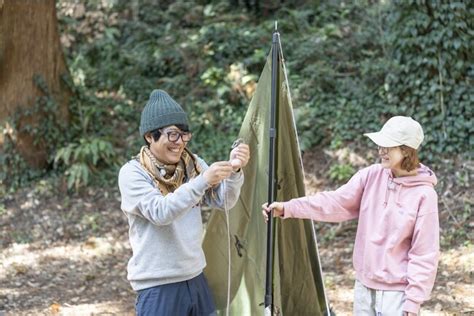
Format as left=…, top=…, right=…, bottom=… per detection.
left=364, top=132, right=401, bottom=147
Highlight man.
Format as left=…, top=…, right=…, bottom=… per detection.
left=118, top=89, right=250, bottom=316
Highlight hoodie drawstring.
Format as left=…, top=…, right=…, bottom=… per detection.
left=383, top=164, right=436, bottom=208
left=385, top=178, right=403, bottom=207
left=394, top=183, right=402, bottom=206
left=383, top=186, right=389, bottom=207
left=384, top=175, right=396, bottom=207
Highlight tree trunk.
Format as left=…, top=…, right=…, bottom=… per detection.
left=0, top=0, right=71, bottom=169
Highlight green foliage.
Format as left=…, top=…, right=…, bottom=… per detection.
left=0, top=75, right=67, bottom=190
left=0, top=203, right=5, bottom=216
left=11, top=231, right=32, bottom=244
left=290, top=1, right=472, bottom=163
left=54, top=137, right=116, bottom=190
left=0, top=135, right=43, bottom=192
left=385, top=1, right=473, bottom=161
left=328, top=163, right=355, bottom=183
left=3, top=0, right=471, bottom=192
left=287, top=1, right=390, bottom=150
left=81, top=213, right=101, bottom=232
left=57, top=0, right=269, bottom=163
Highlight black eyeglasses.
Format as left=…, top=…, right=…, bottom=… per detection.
left=160, top=129, right=192, bottom=143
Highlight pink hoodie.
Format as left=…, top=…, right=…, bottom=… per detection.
left=283, top=163, right=439, bottom=314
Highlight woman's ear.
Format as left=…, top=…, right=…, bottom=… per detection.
left=401, top=147, right=408, bottom=157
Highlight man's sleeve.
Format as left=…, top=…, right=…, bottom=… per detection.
left=118, top=162, right=210, bottom=225
left=196, top=157, right=244, bottom=211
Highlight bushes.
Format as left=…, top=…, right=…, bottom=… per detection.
left=57, top=1, right=474, bottom=167
left=288, top=1, right=472, bottom=163
left=2, top=0, right=471, bottom=191
left=287, top=1, right=389, bottom=150
left=385, top=1, right=472, bottom=161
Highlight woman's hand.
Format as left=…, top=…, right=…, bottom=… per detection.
left=229, top=143, right=250, bottom=172
left=261, top=202, right=285, bottom=222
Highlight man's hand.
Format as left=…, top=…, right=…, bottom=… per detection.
left=404, top=313, right=417, bottom=316
left=261, top=202, right=285, bottom=222
left=229, top=143, right=250, bottom=172
left=203, top=161, right=234, bottom=186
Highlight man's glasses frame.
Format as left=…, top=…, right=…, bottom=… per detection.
left=160, top=129, right=192, bottom=143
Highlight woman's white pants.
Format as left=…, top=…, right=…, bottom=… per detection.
left=353, top=279, right=408, bottom=316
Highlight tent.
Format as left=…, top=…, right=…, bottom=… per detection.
left=203, top=31, right=331, bottom=315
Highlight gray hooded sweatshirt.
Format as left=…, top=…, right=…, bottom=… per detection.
left=118, top=157, right=243, bottom=291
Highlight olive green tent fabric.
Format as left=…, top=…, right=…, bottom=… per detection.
left=203, top=48, right=329, bottom=315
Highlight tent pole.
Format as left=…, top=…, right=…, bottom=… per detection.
left=265, top=22, right=280, bottom=316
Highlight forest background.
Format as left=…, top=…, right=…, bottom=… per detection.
left=0, top=0, right=472, bottom=315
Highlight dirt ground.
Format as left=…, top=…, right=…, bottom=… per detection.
left=1, top=149, right=472, bottom=315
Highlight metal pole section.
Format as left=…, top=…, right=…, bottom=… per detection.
left=264, top=24, right=280, bottom=316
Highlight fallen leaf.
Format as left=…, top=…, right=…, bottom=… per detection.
left=50, top=302, right=61, bottom=314
left=12, top=263, right=28, bottom=275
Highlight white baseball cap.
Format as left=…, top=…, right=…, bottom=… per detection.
left=364, top=116, right=424, bottom=149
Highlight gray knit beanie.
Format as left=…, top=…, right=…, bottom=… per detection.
left=139, top=90, right=188, bottom=136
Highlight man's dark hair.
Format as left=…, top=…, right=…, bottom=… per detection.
left=144, top=124, right=190, bottom=146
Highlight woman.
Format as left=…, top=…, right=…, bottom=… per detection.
left=263, top=116, right=439, bottom=315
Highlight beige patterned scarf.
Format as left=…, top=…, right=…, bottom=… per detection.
left=137, top=146, right=202, bottom=195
